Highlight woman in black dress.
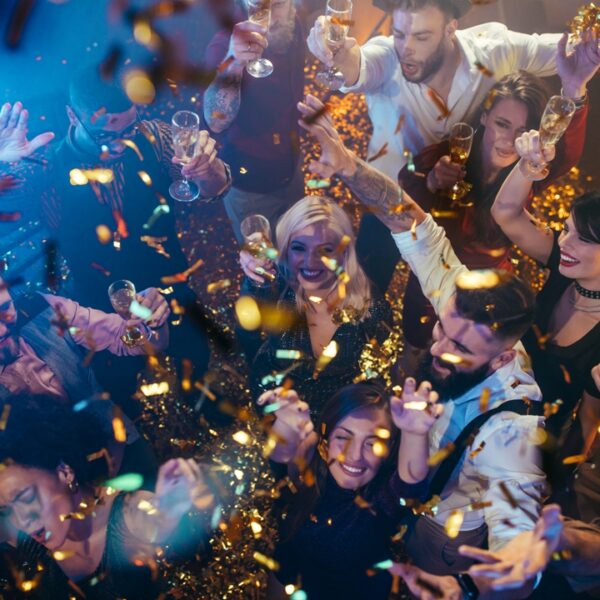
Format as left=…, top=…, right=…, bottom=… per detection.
left=259, top=380, right=441, bottom=600
left=491, top=130, right=600, bottom=519
left=0, top=398, right=209, bottom=599
left=238, top=195, right=393, bottom=417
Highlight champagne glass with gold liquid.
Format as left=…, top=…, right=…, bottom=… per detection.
left=108, top=280, right=146, bottom=348
left=446, top=122, right=474, bottom=205
left=522, top=95, right=576, bottom=176
left=316, top=0, right=353, bottom=90
left=241, top=214, right=278, bottom=283
left=246, top=0, right=274, bottom=78
left=169, top=110, right=201, bottom=202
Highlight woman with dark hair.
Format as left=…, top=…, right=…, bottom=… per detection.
left=355, top=59, right=592, bottom=369
left=491, top=130, right=600, bottom=548
left=238, top=195, right=393, bottom=417
left=0, top=398, right=210, bottom=599
left=260, top=379, right=441, bottom=599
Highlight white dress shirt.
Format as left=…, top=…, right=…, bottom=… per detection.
left=342, top=22, right=561, bottom=179
left=392, top=215, right=546, bottom=551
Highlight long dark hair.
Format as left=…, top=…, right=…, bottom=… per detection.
left=571, top=191, right=600, bottom=244
left=467, top=71, right=549, bottom=248
left=279, top=382, right=399, bottom=541
left=0, top=396, right=114, bottom=486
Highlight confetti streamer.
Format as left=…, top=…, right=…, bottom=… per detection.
left=367, top=142, right=388, bottom=163
left=427, top=88, right=451, bottom=119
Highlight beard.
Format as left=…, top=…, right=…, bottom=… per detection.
left=416, top=353, right=492, bottom=402
left=267, top=7, right=296, bottom=53
left=400, top=38, right=445, bottom=84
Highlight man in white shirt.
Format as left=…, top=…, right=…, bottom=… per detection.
left=299, top=94, right=547, bottom=579
left=307, top=0, right=561, bottom=179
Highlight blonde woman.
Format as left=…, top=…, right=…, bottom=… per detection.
left=238, top=195, right=392, bottom=416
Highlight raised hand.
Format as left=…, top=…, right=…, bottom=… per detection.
left=460, top=503, right=563, bottom=590
left=515, top=129, right=556, bottom=179
left=297, top=94, right=356, bottom=179
left=390, top=378, right=442, bottom=436
left=307, top=15, right=357, bottom=68
left=388, top=562, right=462, bottom=600
left=239, top=249, right=276, bottom=284
left=228, top=20, right=269, bottom=66
left=0, top=102, right=55, bottom=162
left=257, top=388, right=314, bottom=459
left=135, top=287, right=170, bottom=328
left=179, top=130, right=218, bottom=180
left=155, top=458, right=212, bottom=520
left=558, top=30, right=600, bottom=99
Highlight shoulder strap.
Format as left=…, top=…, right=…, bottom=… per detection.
left=428, top=399, right=534, bottom=499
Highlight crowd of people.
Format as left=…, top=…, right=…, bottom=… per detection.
left=0, top=0, right=600, bottom=598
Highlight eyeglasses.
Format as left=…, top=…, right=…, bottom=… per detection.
left=73, top=108, right=140, bottom=151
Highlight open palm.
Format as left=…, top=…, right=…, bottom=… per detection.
left=391, top=378, right=442, bottom=435
left=557, top=30, right=600, bottom=96
left=0, top=102, right=54, bottom=163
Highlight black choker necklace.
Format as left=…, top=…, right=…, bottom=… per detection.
left=575, top=281, right=600, bottom=300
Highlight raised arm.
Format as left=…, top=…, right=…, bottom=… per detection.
left=203, top=22, right=267, bottom=133
left=0, top=101, right=54, bottom=163
left=490, top=133, right=556, bottom=265
left=390, top=378, right=442, bottom=484
left=297, top=94, right=425, bottom=232
left=256, top=388, right=315, bottom=464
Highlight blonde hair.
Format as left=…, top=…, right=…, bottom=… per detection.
left=275, top=196, right=372, bottom=318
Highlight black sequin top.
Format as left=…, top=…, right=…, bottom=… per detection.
left=238, top=276, right=393, bottom=416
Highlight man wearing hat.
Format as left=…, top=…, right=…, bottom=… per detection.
left=307, top=0, right=561, bottom=179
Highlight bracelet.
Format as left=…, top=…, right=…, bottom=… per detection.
left=518, top=158, right=548, bottom=182
left=560, top=87, right=587, bottom=109
left=453, top=573, right=480, bottom=600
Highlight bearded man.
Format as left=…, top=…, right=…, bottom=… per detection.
left=203, top=0, right=306, bottom=242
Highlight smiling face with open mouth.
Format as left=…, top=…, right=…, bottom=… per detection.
left=327, top=406, right=391, bottom=490
left=558, top=215, right=600, bottom=284
left=287, top=223, right=342, bottom=294
left=0, top=464, right=75, bottom=551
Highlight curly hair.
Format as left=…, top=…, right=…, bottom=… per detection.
left=0, top=396, right=114, bottom=485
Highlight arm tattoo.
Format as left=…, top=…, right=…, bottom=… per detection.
left=204, top=70, right=243, bottom=132
left=340, top=156, right=415, bottom=225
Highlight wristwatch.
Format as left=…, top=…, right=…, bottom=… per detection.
left=453, top=573, right=479, bottom=599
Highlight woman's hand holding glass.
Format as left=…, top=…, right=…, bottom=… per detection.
left=515, top=130, right=556, bottom=181
left=239, top=249, right=276, bottom=284
left=390, top=378, right=442, bottom=437
left=426, top=155, right=465, bottom=194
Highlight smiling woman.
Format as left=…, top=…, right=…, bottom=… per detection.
left=236, top=195, right=393, bottom=417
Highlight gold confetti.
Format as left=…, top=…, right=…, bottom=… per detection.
left=410, top=219, right=417, bottom=240
left=207, top=279, right=231, bottom=294
left=395, top=113, right=406, bottom=134
left=469, top=441, right=486, bottom=459
left=123, top=69, right=156, bottom=105
left=455, top=270, right=502, bottom=290
left=562, top=454, right=587, bottom=465
left=474, top=61, right=494, bottom=77
left=253, top=552, right=279, bottom=571
left=445, top=509, right=464, bottom=538
left=140, top=381, right=170, bottom=396
left=96, top=224, right=112, bottom=244
left=160, top=258, right=204, bottom=284
left=121, top=139, right=144, bottom=160
left=367, top=142, right=388, bottom=163
left=232, top=430, right=251, bottom=445
left=0, top=404, right=11, bottom=430
left=235, top=296, right=262, bottom=331
left=427, top=442, right=455, bottom=466
left=137, top=170, right=152, bottom=186
left=479, top=387, right=491, bottom=412
left=427, top=88, right=451, bottom=119
left=313, top=340, right=339, bottom=378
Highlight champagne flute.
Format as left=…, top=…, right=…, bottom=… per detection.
left=445, top=122, right=474, bottom=205
left=246, top=0, right=274, bottom=78
left=522, top=95, right=576, bottom=175
left=169, top=110, right=201, bottom=202
left=241, top=214, right=278, bottom=282
left=108, top=279, right=146, bottom=348
left=316, top=0, right=353, bottom=90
